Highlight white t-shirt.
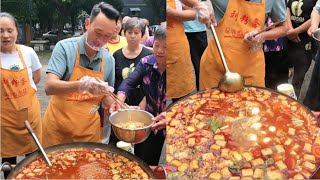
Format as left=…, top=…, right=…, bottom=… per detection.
left=0, top=45, right=42, bottom=91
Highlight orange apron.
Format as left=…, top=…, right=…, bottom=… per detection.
left=166, top=0, right=196, bottom=98
left=42, top=48, right=104, bottom=148
left=200, top=0, right=266, bottom=90
left=1, top=45, right=41, bottom=157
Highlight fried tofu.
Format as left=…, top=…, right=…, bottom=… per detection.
left=251, top=158, right=264, bottom=167
left=214, top=135, right=225, bottom=140
left=216, top=140, right=227, bottom=148
left=242, top=152, right=253, bottom=161
left=231, top=151, right=242, bottom=161
left=275, top=145, right=285, bottom=154
left=178, top=163, right=189, bottom=172
left=241, top=169, right=253, bottom=177
left=208, top=172, right=222, bottom=180
left=253, top=168, right=264, bottom=179
left=221, top=166, right=231, bottom=178
left=202, top=153, right=214, bottom=161
left=221, top=149, right=230, bottom=158
left=275, top=161, right=287, bottom=171
left=303, top=143, right=312, bottom=153
left=171, top=159, right=182, bottom=167
left=302, top=161, right=316, bottom=171
left=284, top=138, right=293, bottom=146
left=210, top=144, right=221, bottom=151
left=261, top=148, right=273, bottom=156
left=190, top=160, right=199, bottom=170
left=303, top=154, right=315, bottom=163
left=293, top=173, right=305, bottom=180
left=288, top=128, right=296, bottom=136
left=188, top=138, right=196, bottom=147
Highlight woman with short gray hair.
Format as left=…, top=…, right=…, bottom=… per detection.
left=113, top=17, right=153, bottom=106
left=112, top=24, right=167, bottom=165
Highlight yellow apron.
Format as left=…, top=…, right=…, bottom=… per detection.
left=1, top=45, right=41, bottom=157
left=200, top=0, right=266, bottom=90
left=166, top=0, right=196, bottom=98
left=42, top=49, right=104, bottom=148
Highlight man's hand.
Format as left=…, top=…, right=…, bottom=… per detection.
left=313, top=111, right=320, bottom=118
left=152, top=112, right=166, bottom=133
left=193, top=1, right=214, bottom=27
left=244, top=29, right=265, bottom=52
left=79, top=76, right=114, bottom=96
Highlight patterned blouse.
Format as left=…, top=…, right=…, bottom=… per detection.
left=118, top=54, right=166, bottom=118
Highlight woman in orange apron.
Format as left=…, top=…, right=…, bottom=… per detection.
left=166, top=0, right=196, bottom=99
left=200, top=0, right=287, bottom=90
left=1, top=12, right=42, bottom=178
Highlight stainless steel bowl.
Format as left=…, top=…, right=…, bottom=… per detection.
left=312, top=28, right=320, bottom=47
left=109, top=109, right=154, bottom=144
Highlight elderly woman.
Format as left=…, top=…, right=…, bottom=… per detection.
left=113, top=17, right=153, bottom=106
left=111, top=24, right=166, bottom=165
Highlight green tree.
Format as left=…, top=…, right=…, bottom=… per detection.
left=143, top=0, right=166, bottom=24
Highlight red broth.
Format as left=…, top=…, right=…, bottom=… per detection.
left=167, top=87, right=319, bottom=179
left=13, top=148, right=150, bottom=179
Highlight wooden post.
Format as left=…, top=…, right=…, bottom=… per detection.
left=25, top=24, right=32, bottom=45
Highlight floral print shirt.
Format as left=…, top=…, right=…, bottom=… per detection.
left=118, top=54, right=166, bottom=119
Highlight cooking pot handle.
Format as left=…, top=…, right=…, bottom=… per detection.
left=152, top=165, right=167, bottom=179
left=0, top=162, right=15, bottom=171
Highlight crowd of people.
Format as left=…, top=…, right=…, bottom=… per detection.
left=1, top=2, right=166, bottom=178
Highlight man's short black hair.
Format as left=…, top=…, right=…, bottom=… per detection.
left=90, top=2, right=120, bottom=23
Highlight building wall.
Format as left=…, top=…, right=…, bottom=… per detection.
left=121, top=0, right=157, bottom=25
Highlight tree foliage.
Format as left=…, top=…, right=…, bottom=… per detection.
left=143, top=0, right=166, bottom=24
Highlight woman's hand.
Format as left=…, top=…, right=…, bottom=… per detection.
left=152, top=112, right=166, bottom=132
left=287, top=28, right=301, bottom=43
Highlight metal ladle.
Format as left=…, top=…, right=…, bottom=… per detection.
left=25, top=120, right=52, bottom=166
left=209, top=23, right=245, bottom=93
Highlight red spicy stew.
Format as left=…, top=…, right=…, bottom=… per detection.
left=14, top=148, right=150, bottom=179
left=167, top=87, right=319, bottom=179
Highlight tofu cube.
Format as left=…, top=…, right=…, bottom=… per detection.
left=202, top=153, right=214, bottom=161
left=216, top=140, right=227, bottom=147
left=186, top=126, right=195, bottom=132
left=241, top=169, right=254, bottom=177
left=221, top=149, right=230, bottom=158
left=196, top=122, right=206, bottom=129
left=261, top=148, right=273, bottom=156
left=253, top=168, right=264, bottom=179
left=188, top=138, right=195, bottom=147
left=170, top=119, right=180, bottom=126
left=190, top=160, right=199, bottom=170
left=167, top=127, right=175, bottom=135
left=293, top=173, right=305, bottom=180
left=242, top=152, right=253, bottom=161
left=303, top=154, right=316, bottom=163
left=303, top=143, right=312, bottom=153
left=221, top=166, right=231, bottom=178
left=288, top=128, right=296, bottom=136
left=275, top=161, right=288, bottom=171
left=171, top=159, right=182, bottom=167
left=251, top=158, right=264, bottom=167
left=266, top=170, right=283, bottom=179
left=231, top=151, right=242, bottom=161
left=200, top=138, right=208, bottom=144
left=208, top=172, right=222, bottom=180
left=314, top=136, right=320, bottom=145
left=301, top=169, right=311, bottom=178
left=214, top=135, right=225, bottom=140
left=303, top=161, right=316, bottom=171
left=178, top=163, right=189, bottom=172
left=284, top=138, right=293, bottom=146
left=166, top=154, right=173, bottom=163
left=210, top=144, right=221, bottom=151
left=275, top=145, right=285, bottom=154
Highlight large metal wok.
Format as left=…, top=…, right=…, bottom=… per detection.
left=7, top=142, right=156, bottom=179
left=167, top=86, right=320, bottom=179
